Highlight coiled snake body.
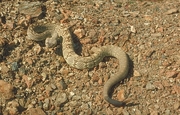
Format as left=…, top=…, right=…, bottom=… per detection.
left=27, top=23, right=129, bottom=107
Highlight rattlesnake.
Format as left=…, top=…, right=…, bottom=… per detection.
left=26, top=23, right=129, bottom=107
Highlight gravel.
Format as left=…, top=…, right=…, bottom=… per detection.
left=0, top=0, right=180, bottom=114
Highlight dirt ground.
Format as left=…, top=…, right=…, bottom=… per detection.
left=0, top=0, right=180, bottom=115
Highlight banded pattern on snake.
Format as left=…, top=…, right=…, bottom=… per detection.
left=26, top=23, right=129, bottom=107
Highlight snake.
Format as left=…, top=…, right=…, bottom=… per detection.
left=26, top=23, right=129, bottom=107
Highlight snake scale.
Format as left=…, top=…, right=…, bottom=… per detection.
left=26, top=23, right=129, bottom=107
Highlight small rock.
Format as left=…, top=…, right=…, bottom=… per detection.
left=0, top=80, right=14, bottom=99
left=43, top=98, right=50, bottom=110
left=117, top=89, right=125, bottom=101
left=59, top=67, right=69, bottom=76
left=150, top=110, right=159, bottom=115
left=5, top=20, right=15, bottom=30
left=0, top=37, right=8, bottom=48
left=51, top=83, right=57, bottom=90
left=45, top=85, right=53, bottom=97
left=68, top=101, right=78, bottom=107
left=54, top=93, right=67, bottom=106
left=165, top=8, right=179, bottom=15
left=0, top=63, right=9, bottom=73
left=72, top=95, right=81, bottom=101
left=122, top=109, right=130, bottom=115
left=18, top=1, right=42, bottom=17
left=82, top=94, right=90, bottom=101
left=164, top=109, right=170, bottom=115
left=106, top=108, right=113, bottom=115
left=74, top=28, right=85, bottom=39
left=98, top=77, right=103, bottom=85
left=104, top=75, right=109, bottom=82
left=166, top=71, right=178, bottom=78
left=41, top=72, right=47, bottom=81
left=133, top=70, right=141, bottom=77
left=173, top=85, right=180, bottom=95
left=99, top=62, right=107, bottom=68
left=33, top=44, right=42, bottom=54
left=176, top=72, right=180, bottom=79
left=130, top=11, right=139, bottom=17
left=154, top=104, right=160, bottom=109
left=59, top=79, right=67, bottom=90
left=22, top=75, right=34, bottom=88
left=151, top=33, right=162, bottom=37
left=122, top=11, right=130, bottom=17
left=22, top=107, right=46, bottom=115
left=173, top=102, right=179, bottom=110
left=81, top=103, right=89, bottom=110
left=145, top=49, right=155, bottom=57
left=58, top=56, right=66, bottom=63
left=3, top=100, right=19, bottom=115
left=11, top=62, right=19, bottom=71
left=146, top=82, right=155, bottom=90
left=25, top=58, right=33, bottom=65
left=153, top=82, right=164, bottom=90
left=135, top=109, right=142, bottom=115
left=91, top=74, right=99, bottom=83
left=144, top=15, right=152, bottom=21
left=130, top=26, right=136, bottom=33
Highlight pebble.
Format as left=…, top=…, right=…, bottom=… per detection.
left=172, top=85, right=180, bottom=95
left=74, top=28, right=85, bottom=39
left=0, top=63, right=9, bottom=73
left=176, top=72, right=180, bottom=79
left=151, top=33, right=162, bottom=37
left=106, top=108, right=113, bottom=115
left=150, top=111, right=159, bottom=115
left=117, top=89, right=125, bottom=101
left=22, top=107, right=46, bottom=115
left=122, top=109, right=130, bottom=115
left=146, top=82, right=155, bottom=90
left=91, top=74, right=99, bottom=83
left=135, top=109, right=142, bottom=115
left=54, top=93, right=67, bottom=106
left=166, top=71, right=178, bottom=78
left=41, top=72, right=47, bottom=81
left=33, top=44, right=42, bottom=54
left=98, top=77, right=103, bottom=85
left=0, top=80, right=14, bottom=99
left=81, top=103, right=89, bottom=110
left=165, top=8, right=179, bottom=15
left=173, top=102, right=179, bottom=110
left=18, top=1, right=42, bottom=17
left=133, top=70, right=141, bottom=77
left=43, top=98, right=50, bottom=110
left=72, top=95, right=81, bottom=100
left=4, top=100, right=19, bottom=115
left=11, top=61, right=18, bottom=71
left=0, top=0, right=179, bottom=114
left=51, top=83, right=57, bottom=90
left=164, top=109, right=170, bottom=115
left=59, top=79, right=67, bottom=90
left=81, top=94, right=90, bottom=101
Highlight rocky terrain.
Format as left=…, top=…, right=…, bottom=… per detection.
left=0, top=0, right=180, bottom=114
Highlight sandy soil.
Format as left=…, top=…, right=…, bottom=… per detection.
left=0, top=0, right=180, bottom=114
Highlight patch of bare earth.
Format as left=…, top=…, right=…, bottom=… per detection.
left=0, top=0, right=179, bottom=114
